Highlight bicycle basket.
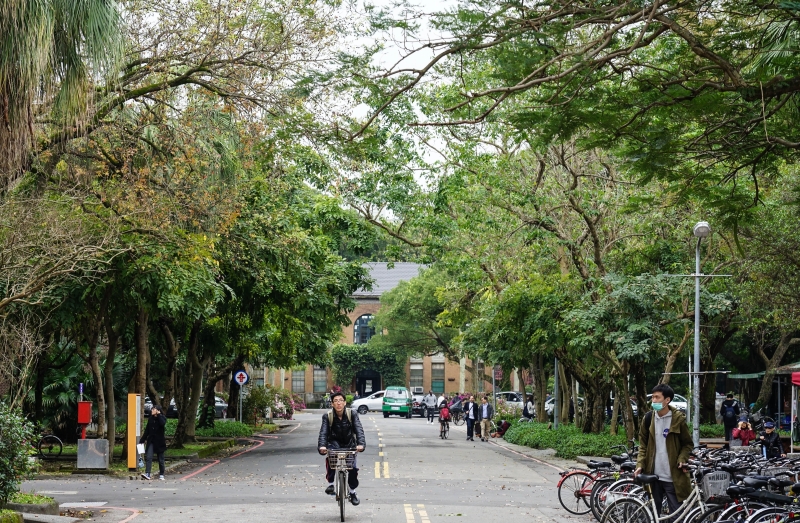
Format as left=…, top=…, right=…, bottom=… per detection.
left=327, top=452, right=356, bottom=469
left=761, top=466, right=794, bottom=480
left=701, top=471, right=730, bottom=501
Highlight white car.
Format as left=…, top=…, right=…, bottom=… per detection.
left=352, top=391, right=385, bottom=414
left=494, top=391, right=524, bottom=410
left=647, top=393, right=688, bottom=412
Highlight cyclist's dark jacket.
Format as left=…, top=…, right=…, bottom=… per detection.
left=318, top=409, right=366, bottom=450
left=760, top=430, right=783, bottom=458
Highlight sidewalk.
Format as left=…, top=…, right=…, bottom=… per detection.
left=485, top=435, right=584, bottom=472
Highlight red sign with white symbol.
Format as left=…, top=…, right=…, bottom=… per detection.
left=234, top=370, right=249, bottom=386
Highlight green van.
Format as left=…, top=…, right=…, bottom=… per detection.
left=382, top=386, right=412, bottom=418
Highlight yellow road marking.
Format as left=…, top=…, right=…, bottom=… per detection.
left=379, top=444, right=384, bottom=448
left=379, top=452, right=384, bottom=457
left=404, top=504, right=415, bottom=523
left=418, top=505, right=431, bottom=523
left=383, top=462, right=390, bottom=478
left=374, top=462, right=380, bottom=478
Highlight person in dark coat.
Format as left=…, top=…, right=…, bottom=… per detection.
left=719, top=393, right=740, bottom=443
left=318, top=391, right=366, bottom=506
left=140, top=404, right=167, bottom=480
left=463, top=395, right=479, bottom=441
left=759, top=421, right=786, bottom=459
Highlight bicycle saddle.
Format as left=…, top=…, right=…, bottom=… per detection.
left=620, top=462, right=636, bottom=472
left=727, top=485, right=756, bottom=496
left=769, top=478, right=793, bottom=489
left=743, top=477, right=769, bottom=489
left=611, top=455, right=626, bottom=465
left=635, top=474, right=659, bottom=485
left=588, top=461, right=612, bottom=469
left=791, top=482, right=800, bottom=493
left=721, top=464, right=750, bottom=473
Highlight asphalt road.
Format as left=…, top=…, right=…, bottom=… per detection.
left=23, top=411, right=574, bottom=523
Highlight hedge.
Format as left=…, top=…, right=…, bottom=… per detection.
left=503, top=422, right=627, bottom=459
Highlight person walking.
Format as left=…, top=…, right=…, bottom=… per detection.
left=318, top=391, right=366, bottom=506
left=720, top=392, right=740, bottom=443
left=463, top=395, right=478, bottom=441
left=424, top=390, right=437, bottom=423
left=523, top=396, right=535, bottom=420
left=479, top=396, right=494, bottom=442
left=732, top=417, right=756, bottom=447
left=635, top=384, right=693, bottom=516
left=140, top=404, right=167, bottom=480
left=759, top=421, right=786, bottom=459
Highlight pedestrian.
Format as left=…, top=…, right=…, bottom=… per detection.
left=463, top=395, right=478, bottom=441
left=353, top=391, right=360, bottom=401
left=437, top=392, right=446, bottom=409
left=479, top=396, right=494, bottom=442
left=759, top=421, right=786, bottom=459
left=318, top=391, right=366, bottom=506
left=719, top=392, right=740, bottom=443
left=140, top=404, right=167, bottom=481
left=424, top=390, right=437, bottom=423
left=732, top=417, right=756, bottom=447
left=523, top=396, right=534, bottom=420
left=635, top=383, right=693, bottom=517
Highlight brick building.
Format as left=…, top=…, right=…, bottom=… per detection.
left=253, top=263, right=512, bottom=406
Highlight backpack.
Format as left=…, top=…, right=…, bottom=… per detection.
left=522, top=402, right=530, bottom=418
left=724, top=403, right=736, bottom=420
left=440, top=407, right=450, bottom=421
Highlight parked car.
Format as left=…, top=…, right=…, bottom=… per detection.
left=494, top=391, right=524, bottom=410
left=544, top=396, right=584, bottom=417
left=352, top=390, right=385, bottom=414
left=164, top=396, right=228, bottom=419
left=382, top=386, right=413, bottom=418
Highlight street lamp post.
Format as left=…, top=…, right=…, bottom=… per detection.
left=692, top=221, right=711, bottom=448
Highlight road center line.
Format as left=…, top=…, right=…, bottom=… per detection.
left=383, top=461, right=390, bottom=478
left=417, top=504, right=431, bottom=523
left=404, top=504, right=416, bottom=523
left=374, top=461, right=380, bottom=478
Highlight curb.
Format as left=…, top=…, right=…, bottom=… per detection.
left=488, top=437, right=580, bottom=472
left=20, top=514, right=82, bottom=523
left=1, top=503, right=58, bottom=516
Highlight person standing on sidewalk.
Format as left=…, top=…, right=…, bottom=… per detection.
left=719, top=392, right=740, bottom=444
left=140, top=405, right=167, bottom=480
left=479, top=396, right=494, bottom=442
left=635, top=384, right=693, bottom=516
left=424, top=390, right=437, bottom=423
left=463, top=395, right=478, bottom=441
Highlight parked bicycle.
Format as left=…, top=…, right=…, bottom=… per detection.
left=32, top=432, right=63, bottom=460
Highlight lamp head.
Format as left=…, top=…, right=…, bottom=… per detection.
left=693, top=221, right=711, bottom=238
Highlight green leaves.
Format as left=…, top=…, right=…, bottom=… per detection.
left=0, top=402, right=35, bottom=505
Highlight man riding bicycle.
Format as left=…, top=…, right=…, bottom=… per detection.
left=318, top=391, right=366, bottom=506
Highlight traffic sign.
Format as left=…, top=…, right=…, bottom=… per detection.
left=494, top=366, right=503, bottom=380
left=234, top=370, right=249, bottom=386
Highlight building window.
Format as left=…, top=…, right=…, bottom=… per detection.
left=292, top=370, right=305, bottom=393
left=431, top=352, right=445, bottom=363
left=410, top=363, right=423, bottom=389
left=313, top=366, right=327, bottom=393
left=354, top=314, right=375, bottom=345
left=432, top=363, right=445, bottom=393
left=254, top=378, right=265, bottom=387
left=476, top=361, right=485, bottom=392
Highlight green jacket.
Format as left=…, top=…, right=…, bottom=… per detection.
left=636, top=406, right=694, bottom=501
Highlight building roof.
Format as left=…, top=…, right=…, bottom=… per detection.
left=354, top=262, right=425, bottom=298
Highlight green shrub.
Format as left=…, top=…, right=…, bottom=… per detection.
left=700, top=423, right=725, bottom=438
left=196, top=422, right=252, bottom=438
left=503, top=422, right=627, bottom=459
left=10, top=492, right=54, bottom=504
left=0, top=403, right=35, bottom=505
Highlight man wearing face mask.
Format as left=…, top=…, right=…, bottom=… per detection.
left=635, top=384, right=693, bottom=518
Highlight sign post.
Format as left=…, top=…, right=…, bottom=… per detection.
left=127, top=393, right=142, bottom=471
left=234, top=370, right=249, bottom=423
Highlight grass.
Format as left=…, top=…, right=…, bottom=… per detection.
left=9, top=492, right=54, bottom=505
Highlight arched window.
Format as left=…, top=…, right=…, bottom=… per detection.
left=354, top=314, right=375, bottom=345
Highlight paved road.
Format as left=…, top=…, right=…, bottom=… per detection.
left=24, top=412, right=572, bottom=523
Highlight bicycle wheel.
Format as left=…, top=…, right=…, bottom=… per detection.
left=691, top=505, right=725, bottom=523
left=339, top=470, right=347, bottom=522
left=558, top=470, right=595, bottom=515
left=590, top=477, right=616, bottom=521
left=717, top=502, right=768, bottom=523
left=601, top=498, right=654, bottom=523
left=38, top=435, right=63, bottom=459
left=444, top=423, right=449, bottom=439
left=453, top=412, right=465, bottom=426
left=746, top=507, right=789, bottom=523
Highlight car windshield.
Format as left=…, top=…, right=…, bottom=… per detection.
left=386, top=389, right=407, bottom=398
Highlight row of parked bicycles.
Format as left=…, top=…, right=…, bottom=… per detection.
left=557, top=440, right=800, bottom=523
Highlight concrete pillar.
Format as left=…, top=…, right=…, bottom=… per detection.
left=280, top=369, right=285, bottom=389
left=459, top=357, right=466, bottom=392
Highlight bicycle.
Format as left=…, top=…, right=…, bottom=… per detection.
left=328, top=449, right=358, bottom=522
left=451, top=411, right=465, bottom=426
left=600, top=469, right=720, bottom=523
left=440, top=419, right=450, bottom=439
left=32, top=433, right=63, bottom=460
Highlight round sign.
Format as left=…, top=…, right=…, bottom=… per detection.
left=234, top=370, right=249, bottom=386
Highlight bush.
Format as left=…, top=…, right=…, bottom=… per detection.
left=503, top=422, right=627, bottom=459
left=700, top=423, right=725, bottom=438
left=196, top=422, right=252, bottom=438
left=0, top=402, right=36, bottom=505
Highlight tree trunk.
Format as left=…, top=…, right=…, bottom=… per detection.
left=573, top=376, right=582, bottom=428
left=199, top=354, right=243, bottom=428
left=661, top=327, right=692, bottom=385
left=172, top=321, right=205, bottom=448
left=530, top=355, right=548, bottom=422
left=228, top=374, right=241, bottom=422
left=559, top=363, right=570, bottom=425
left=157, top=319, right=180, bottom=410
left=632, top=360, right=648, bottom=437
left=620, top=364, right=636, bottom=440
left=754, top=332, right=800, bottom=410
left=134, top=308, right=149, bottom=406
left=609, top=381, right=620, bottom=436
left=103, top=315, right=118, bottom=463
